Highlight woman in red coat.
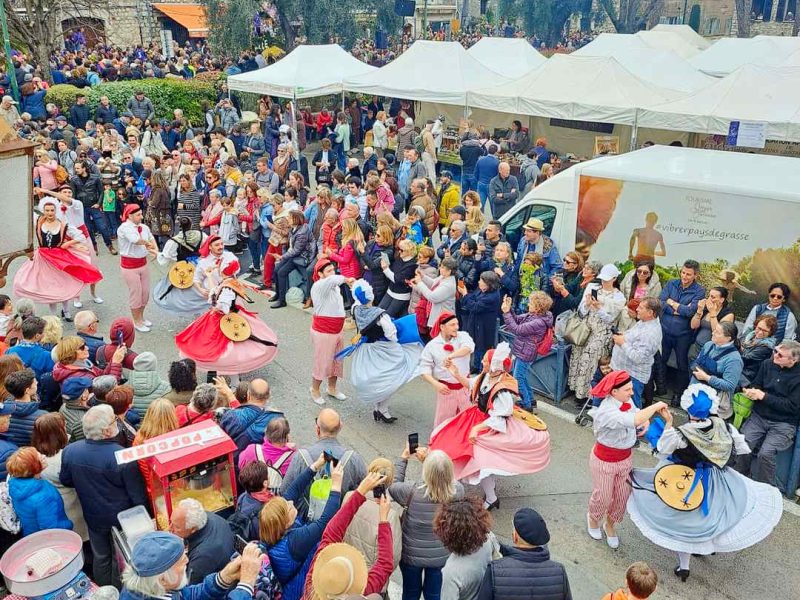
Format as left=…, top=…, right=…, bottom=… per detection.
left=327, top=218, right=364, bottom=279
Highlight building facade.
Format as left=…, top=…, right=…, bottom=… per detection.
left=658, top=0, right=796, bottom=37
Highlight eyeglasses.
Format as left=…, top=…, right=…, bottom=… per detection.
left=563, top=259, right=576, bottom=265
left=636, top=268, right=650, bottom=275
left=78, top=344, right=87, bottom=351
left=769, top=294, right=784, bottom=300
left=774, top=349, right=787, bottom=358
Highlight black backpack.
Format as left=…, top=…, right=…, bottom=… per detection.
left=227, top=498, right=262, bottom=540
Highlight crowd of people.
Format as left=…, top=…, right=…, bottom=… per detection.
left=0, top=47, right=796, bottom=598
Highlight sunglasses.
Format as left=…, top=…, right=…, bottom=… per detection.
left=769, top=294, right=784, bottom=299
left=774, top=349, right=787, bottom=358
left=636, top=268, right=650, bottom=274
left=564, top=259, right=576, bottom=265
left=78, top=344, right=87, bottom=351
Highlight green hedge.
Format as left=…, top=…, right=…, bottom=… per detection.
left=45, top=79, right=217, bottom=125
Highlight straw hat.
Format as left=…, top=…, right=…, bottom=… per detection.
left=311, top=543, right=368, bottom=600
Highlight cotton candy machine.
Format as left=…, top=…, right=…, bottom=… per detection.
left=0, top=529, right=93, bottom=599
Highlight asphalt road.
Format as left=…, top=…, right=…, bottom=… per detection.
left=5, top=245, right=799, bottom=600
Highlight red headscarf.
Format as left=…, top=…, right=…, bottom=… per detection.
left=590, top=370, right=632, bottom=401
left=431, top=311, right=458, bottom=339
left=222, top=260, right=240, bottom=278
left=122, top=204, right=141, bottom=221
left=312, top=258, right=333, bottom=282
left=199, top=235, right=221, bottom=258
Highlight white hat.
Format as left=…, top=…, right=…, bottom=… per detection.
left=2, top=95, right=17, bottom=104
left=490, top=342, right=512, bottom=372
left=352, top=279, right=374, bottom=306
left=598, top=264, right=621, bottom=281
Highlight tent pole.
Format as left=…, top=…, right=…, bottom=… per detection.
left=291, top=90, right=300, bottom=162
left=341, top=90, right=345, bottom=112
left=630, top=108, right=639, bottom=151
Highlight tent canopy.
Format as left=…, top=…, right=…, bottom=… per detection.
left=575, top=32, right=701, bottom=61
left=689, top=37, right=794, bottom=77
left=651, top=24, right=712, bottom=50
left=782, top=48, right=800, bottom=67
left=575, top=41, right=712, bottom=93
left=227, top=44, right=376, bottom=98
left=466, top=37, right=547, bottom=78
left=467, top=54, right=679, bottom=125
left=343, top=40, right=509, bottom=106
left=637, top=65, right=800, bottom=142
left=635, top=30, right=703, bottom=58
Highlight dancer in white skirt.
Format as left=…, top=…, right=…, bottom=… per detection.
left=628, top=383, right=783, bottom=582
left=336, top=279, right=423, bottom=423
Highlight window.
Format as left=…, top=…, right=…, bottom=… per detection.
left=502, top=204, right=558, bottom=254
left=706, top=17, right=720, bottom=35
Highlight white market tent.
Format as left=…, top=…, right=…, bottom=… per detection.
left=782, top=48, right=800, bottom=66
left=575, top=32, right=701, bottom=61
left=467, top=54, right=680, bottom=125
left=343, top=40, right=509, bottom=106
left=689, top=37, right=794, bottom=77
left=466, top=37, right=547, bottom=78
left=651, top=24, right=712, bottom=51
left=637, top=65, right=800, bottom=142
left=226, top=44, right=376, bottom=98
left=635, top=30, right=703, bottom=59
left=574, top=42, right=712, bottom=92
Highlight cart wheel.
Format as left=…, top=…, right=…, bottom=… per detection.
left=577, top=416, right=592, bottom=427
left=574, top=415, right=583, bottom=426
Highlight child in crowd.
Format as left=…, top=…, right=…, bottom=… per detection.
left=0, top=295, right=14, bottom=343
left=404, top=205, right=425, bottom=244
left=601, top=562, right=658, bottom=600
left=463, top=191, right=485, bottom=235
left=233, top=187, right=249, bottom=235
left=102, top=180, right=120, bottom=232
left=590, top=356, right=613, bottom=407
left=218, top=196, right=240, bottom=253
left=517, top=252, right=544, bottom=312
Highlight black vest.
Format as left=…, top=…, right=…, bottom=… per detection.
left=490, top=547, right=571, bottom=600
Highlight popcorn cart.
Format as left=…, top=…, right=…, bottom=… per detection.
left=116, top=421, right=238, bottom=530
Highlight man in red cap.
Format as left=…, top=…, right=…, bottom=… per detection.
left=117, top=204, right=157, bottom=332
left=587, top=370, right=667, bottom=550
left=418, top=312, right=475, bottom=426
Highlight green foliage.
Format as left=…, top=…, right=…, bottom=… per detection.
left=203, top=0, right=262, bottom=58
left=497, top=0, right=585, bottom=46
left=46, top=80, right=217, bottom=124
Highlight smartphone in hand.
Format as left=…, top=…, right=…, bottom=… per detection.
left=234, top=534, right=248, bottom=555
left=408, top=433, right=419, bottom=455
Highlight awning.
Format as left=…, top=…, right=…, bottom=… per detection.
left=152, top=3, right=208, bottom=38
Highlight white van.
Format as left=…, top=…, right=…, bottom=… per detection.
left=498, top=146, right=800, bottom=270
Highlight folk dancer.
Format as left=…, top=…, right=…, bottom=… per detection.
left=117, top=204, right=157, bottom=332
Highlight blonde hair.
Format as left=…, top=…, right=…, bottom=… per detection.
left=528, top=291, right=554, bottom=314
left=398, top=239, right=418, bottom=257
left=417, top=245, right=435, bottom=261
left=465, top=205, right=485, bottom=235
left=259, top=497, right=291, bottom=545
left=341, top=218, right=365, bottom=252
left=136, top=398, right=179, bottom=443
left=462, top=190, right=480, bottom=208
left=376, top=212, right=400, bottom=231
left=41, top=315, right=63, bottom=346
left=375, top=224, right=394, bottom=247
left=55, top=335, right=86, bottom=364
left=422, top=450, right=456, bottom=504
left=523, top=252, right=543, bottom=268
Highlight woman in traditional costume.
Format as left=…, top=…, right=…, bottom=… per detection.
left=336, top=279, right=423, bottom=424
left=14, top=198, right=103, bottom=320
left=628, top=384, right=783, bottom=581
left=429, top=342, right=550, bottom=511
left=174, top=258, right=278, bottom=381
left=152, top=216, right=208, bottom=315
left=586, top=370, right=667, bottom=549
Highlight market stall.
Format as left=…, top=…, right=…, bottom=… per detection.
left=466, top=37, right=547, bottom=79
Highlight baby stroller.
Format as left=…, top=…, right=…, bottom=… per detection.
left=574, top=395, right=595, bottom=427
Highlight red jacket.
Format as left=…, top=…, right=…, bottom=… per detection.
left=320, top=221, right=341, bottom=254
left=329, top=240, right=363, bottom=278
left=52, top=360, right=122, bottom=384
left=302, top=491, right=393, bottom=600
left=316, top=111, right=333, bottom=134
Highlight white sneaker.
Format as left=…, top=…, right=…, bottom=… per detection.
left=93, top=296, right=104, bottom=304
left=310, top=388, right=326, bottom=405
left=143, top=319, right=153, bottom=327
left=602, top=524, right=620, bottom=549
left=135, top=324, right=151, bottom=333
left=327, top=390, right=347, bottom=401
left=73, top=300, right=83, bottom=309
left=587, top=514, right=602, bottom=541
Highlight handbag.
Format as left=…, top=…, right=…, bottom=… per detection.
left=562, top=312, right=590, bottom=346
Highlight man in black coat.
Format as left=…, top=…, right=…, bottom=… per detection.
left=71, top=160, right=116, bottom=254
left=68, top=93, right=91, bottom=130
left=478, top=508, right=572, bottom=600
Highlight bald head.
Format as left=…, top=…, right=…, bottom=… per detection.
left=317, top=408, right=342, bottom=439
left=247, top=378, right=270, bottom=405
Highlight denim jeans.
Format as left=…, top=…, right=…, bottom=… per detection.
left=735, top=410, right=797, bottom=485
left=103, top=211, right=121, bottom=236
left=661, top=331, right=695, bottom=396
left=400, top=562, right=442, bottom=600
left=462, top=172, right=477, bottom=193
left=86, top=206, right=113, bottom=248
left=512, top=357, right=535, bottom=408
left=477, top=181, right=490, bottom=209
left=247, top=237, right=263, bottom=272
left=631, top=377, right=645, bottom=408
left=87, top=526, right=113, bottom=586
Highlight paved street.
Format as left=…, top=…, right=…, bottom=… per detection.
left=6, top=249, right=799, bottom=600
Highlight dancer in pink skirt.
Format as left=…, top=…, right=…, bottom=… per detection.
left=14, top=199, right=103, bottom=321
left=175, top=259, right=278, bottom=382
left=429, top=342, right=550, bottom=510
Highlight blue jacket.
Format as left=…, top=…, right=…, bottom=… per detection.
left=120, top=573, right=253, bottom=600
left=0, top=439, right=17, bottom=480
left=186, top=512, right=235, bottom=584
left=437, top=233, right=468, bottom=260
left=161, top=128, right=181, bottom=151
left=461, top=289, right=502, bottom=351
left=60, top=438, right=148, bottom=531
left=94, top=104, right=119, bottom=125
left=6, top=341, right=55, bottom=380
left=690, top=341, right=744, bottom=397
left=514, top=235, right=563, bottom=290
left=21, top=90, right=47, bottom=120
left=8, top=476, right=72, bottom=536
left=5, top=402, right=47, bottom=447
left=219, top=404, right=285, bottom=455
left=263, top=466, right=341, bottom=600
left=659, top=279, right=706, bottom=337
left=475, top=155, right=500, bottom=185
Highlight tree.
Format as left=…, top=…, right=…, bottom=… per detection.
left=520, top=0, right=585, bottom=46
left=4, top=0, right=108, bottom=82
left=734, top=0, right=753, bottom=37
left=595, top=0, right=665, bottom=33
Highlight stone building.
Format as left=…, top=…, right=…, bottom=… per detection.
left=658, top=0, right=796, bottom=37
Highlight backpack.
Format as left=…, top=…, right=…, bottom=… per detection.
left=536, top=327, right=555, bottom=357
left=299, top=448, right=354, bottom=521
left=413, top=132, right=425, bottom=156
left=254, top=445, right=293, bottom=494
left=0, top=477, right=20, bottom=534
left=227, top=497, right=263, bottom=540
left=54, top=164, right=70, bottom=185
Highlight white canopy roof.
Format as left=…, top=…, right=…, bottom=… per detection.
left=782, top=48, right=800, bottom=66
left=466, top=37, right=547, bottom=78
left=689, top=37, right=794, bottom=77
left=637, top=65, right=800, bottom=141
left=343, top=40, right=509, bottom=105
left=651, top=24, right=712, bottom=50
left=635, top=30, right=702, bottom=58
left=575, top=32, right=701, bottom=61
left=227, top=44, right=376, bottom=98
left=574, top=40, right=712, bottom=92
left=467, top=54, right=679, bottom=125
